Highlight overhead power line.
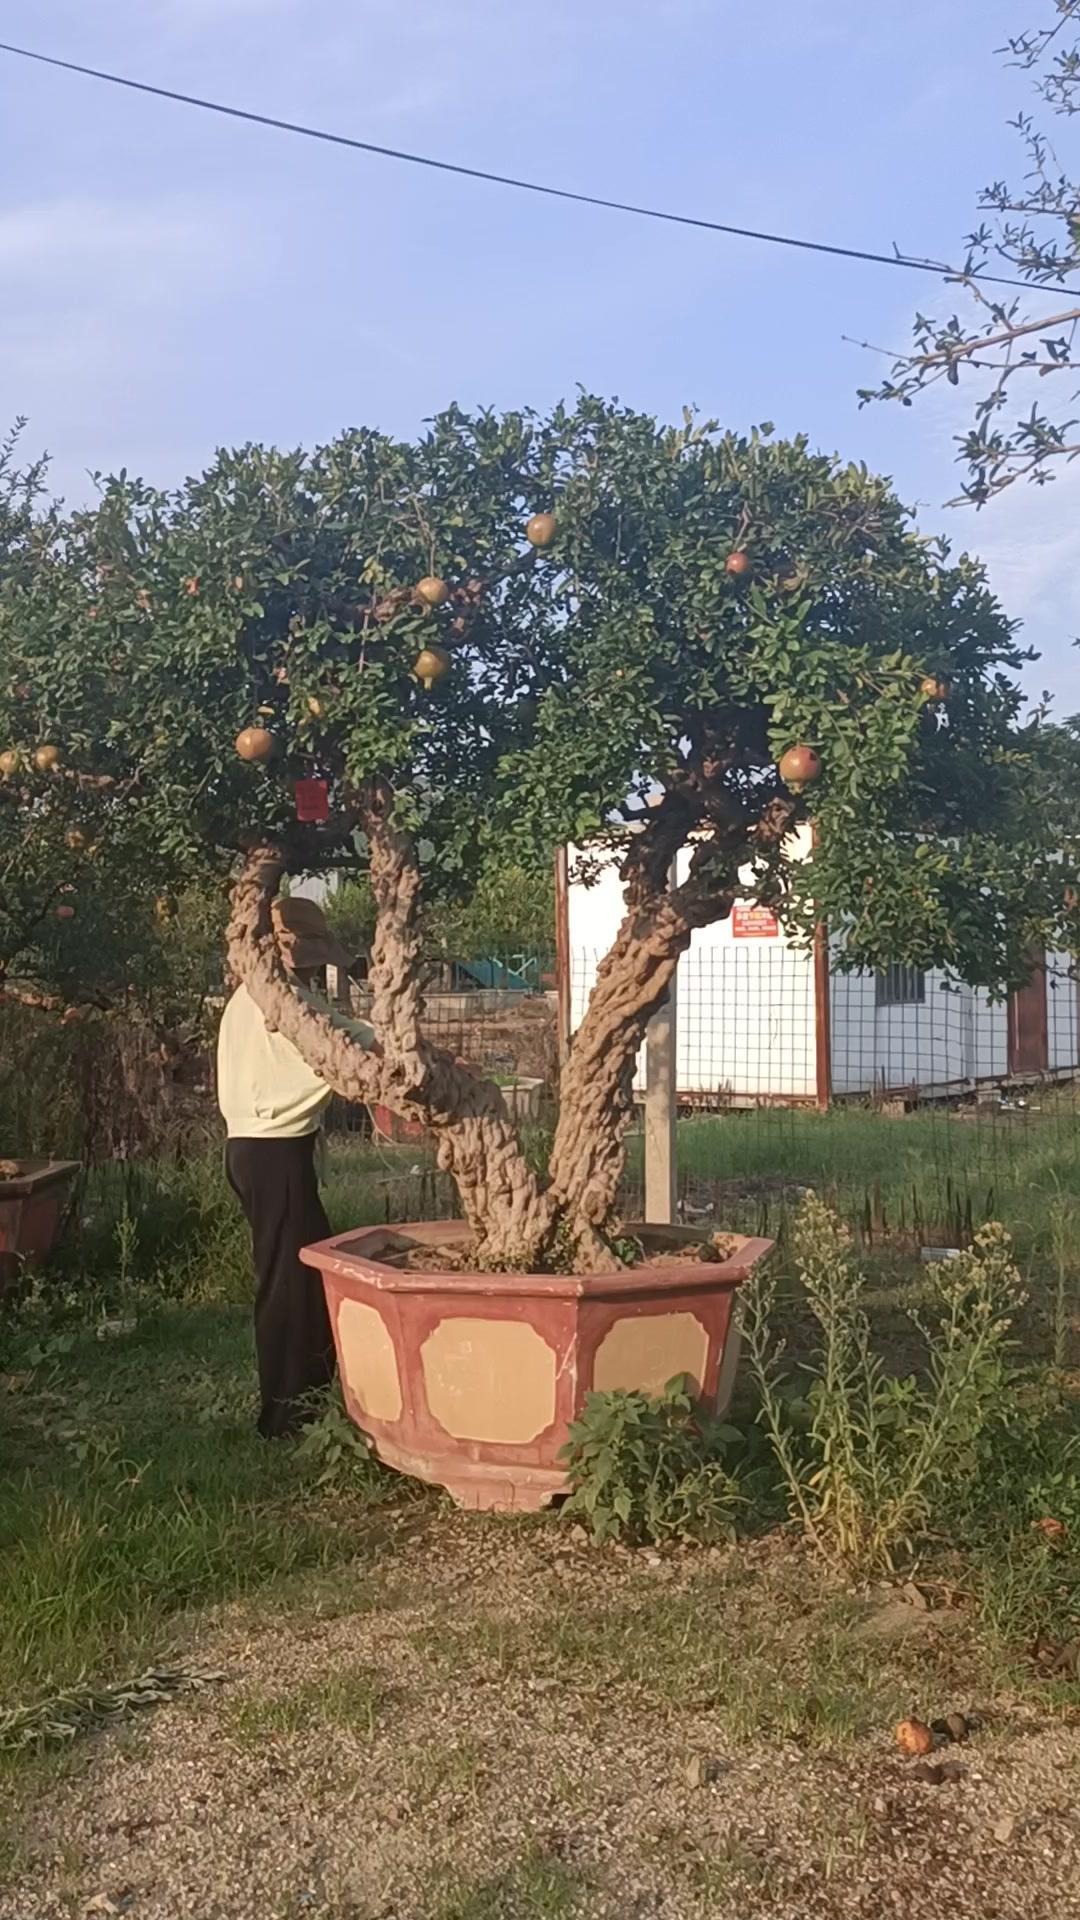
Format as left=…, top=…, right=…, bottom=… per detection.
left=0, top=37, right=1068, bottom=300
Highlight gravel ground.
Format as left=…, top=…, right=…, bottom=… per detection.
left=4, top=1521, right=1080, bottom=1920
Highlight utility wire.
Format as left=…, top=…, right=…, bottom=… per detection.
left=0, top=37, right=1070, bottom=300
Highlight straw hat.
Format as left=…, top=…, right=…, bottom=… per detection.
left=271, top=896, right=351, bottom=975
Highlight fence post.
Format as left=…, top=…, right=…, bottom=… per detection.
left=814, top=921, right=832, bottom=1112
left=554, top=847, right=572, bottom=1065
left=645, top=861, right=679, bottom=1224
left=811, top=821, right=832, bottom=1114
left=325, top=963, right=352, bottom=1011
left=645, top=981, right=678, bottom=1224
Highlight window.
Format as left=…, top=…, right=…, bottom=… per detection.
left=876, top=964, right=926, bottom=1008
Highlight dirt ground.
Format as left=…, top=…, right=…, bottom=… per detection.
left=4, top=1518, right=1080, bottom=1920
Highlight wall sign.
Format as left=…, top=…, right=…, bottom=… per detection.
left=732, top=904, right=779, bottom=938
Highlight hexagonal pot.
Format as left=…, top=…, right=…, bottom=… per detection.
left=0, top=1158, right=80, bottom=1290
left=300, top=1221, right=773, bottom=1511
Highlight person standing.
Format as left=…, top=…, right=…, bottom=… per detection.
left=217, top=896, right=374, bottom=1438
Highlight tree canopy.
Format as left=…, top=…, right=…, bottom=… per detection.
left=1, top=399, right=1070, bottom=993
left=0, top=427, right=227, bottom=1015
left=2, top=397, right=1073, bottom=1260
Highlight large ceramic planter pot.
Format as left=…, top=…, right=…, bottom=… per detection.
left=0, top=1159, right=80, bottom=1290
left=300, top=1222, right=773, bottom=1511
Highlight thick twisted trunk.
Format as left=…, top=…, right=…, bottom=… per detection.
left=548, top=830, right=748, bottom=1236
left=360, top=801, right=558, bottom=1263
left=548, top=914, right=684, bottom=1233
left=226, top=791, right=793, bottom=1273
left=225, top=837, right=559, bottom=1266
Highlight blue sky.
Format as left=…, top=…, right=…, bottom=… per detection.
left=2, top=0, right=1078, bottom=710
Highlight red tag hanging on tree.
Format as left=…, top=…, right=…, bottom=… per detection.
left=294, top=778, right=330, bottom=823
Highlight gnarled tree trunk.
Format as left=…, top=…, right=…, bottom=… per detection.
left=226, top=832, right=559, bottom=1267
left=225, top=790, right=796, bottom=1273
left=547, top=794, right=798, bottom=1243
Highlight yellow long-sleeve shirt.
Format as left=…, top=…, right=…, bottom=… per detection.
left=216, top=983, right=375, bottom=1139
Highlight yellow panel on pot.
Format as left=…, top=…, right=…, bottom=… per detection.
left=593, top=1312, right=709, bottom=1398
left=421, top=1319, right=556, bottom=1444
left=338, top=1298, right=403, bottom=1422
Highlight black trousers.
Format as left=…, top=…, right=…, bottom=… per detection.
left=224, top=1135, right=335, bottom=1438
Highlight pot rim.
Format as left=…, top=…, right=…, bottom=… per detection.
left=300, top=1219, right=773, bottom=1299
left=0, top=1158, right=81, bottom=1197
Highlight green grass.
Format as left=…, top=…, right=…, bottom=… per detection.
left=0, top=1140, right=446, bottom=1755
left=665, top=1102, right=1080, bottom=1258
left=426, top=1848, right=586, bottom=1920
left=413, top=1575, right=948, bottom=1745
left=2, top=1121, right=1078, bottom=1793
left=0, top=1293, right=397, bottom=1735
left=226, top=1661, right=386, bottom=1747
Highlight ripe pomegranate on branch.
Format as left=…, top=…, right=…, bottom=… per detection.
left=1, top=401, right=1071, bottom=1270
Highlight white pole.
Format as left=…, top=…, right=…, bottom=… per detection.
left=644, top=861, right=679, bottom=1225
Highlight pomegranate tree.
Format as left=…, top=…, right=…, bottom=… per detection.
left=1, top=402, right=1071, bottom=1268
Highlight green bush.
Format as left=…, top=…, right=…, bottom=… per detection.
left=946, top=1380, right=1080, bottom=1647
left=559, top=1377, right=743, bottom=1545
left=741, top=1194, right=1027, bottom=1574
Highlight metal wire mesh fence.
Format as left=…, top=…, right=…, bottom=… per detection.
left=8, top=945, right=1076, bottom=1259
left=567, top=946, right=1080, bottom=1254
left=319, top=943, right=1080, bottom=1259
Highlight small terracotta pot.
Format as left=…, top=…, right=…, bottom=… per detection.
left=0, top=1159, right=80, bottom=1289
left=301, top=1221, right=773, bottom=1510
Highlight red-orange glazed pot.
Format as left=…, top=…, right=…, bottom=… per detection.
left=300, top=1221, right=773, bottom=1511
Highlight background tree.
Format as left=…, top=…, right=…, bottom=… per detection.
left=324, top=855, right=554, bottom=979
left=858, top=2, right=1079, bottom=502
left=2, top=401, right=1070, bottom=1269
left=0, top=430, right=226, bottom=1024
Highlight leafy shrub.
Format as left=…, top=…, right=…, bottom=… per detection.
left=293, top=1388, right=401, bottom=1500
left=741, top=1194, right=1026, bottom=1573
left=947, top=1379, right=1080, bottom=1646
left=559, top=1377, right=743, bottom=1545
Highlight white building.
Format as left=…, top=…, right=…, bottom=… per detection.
left=559, top=828, right=1080, bottom=1105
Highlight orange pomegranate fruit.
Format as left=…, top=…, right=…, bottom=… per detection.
left=414, top=645, right=451, bottom=690
left=920, top=675, right=951, bottom=703
left=725, top=551, right=752, bottom=579
left=415, top=576, right=450, bottom=609
left=33, top=744, right=62, bottom=774
left=235, top=727, right=275, bottom=763
left=525, top=512, right=558, bottom=548
left=896, top=1718, right=934, bottom=1756
left=778, top=744, right=822, bottom=789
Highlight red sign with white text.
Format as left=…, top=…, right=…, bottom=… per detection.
left=732, top=904, right=779, bottom=939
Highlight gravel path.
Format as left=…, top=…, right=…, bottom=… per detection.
left=4, top=1521, right=1079, bottom=1920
